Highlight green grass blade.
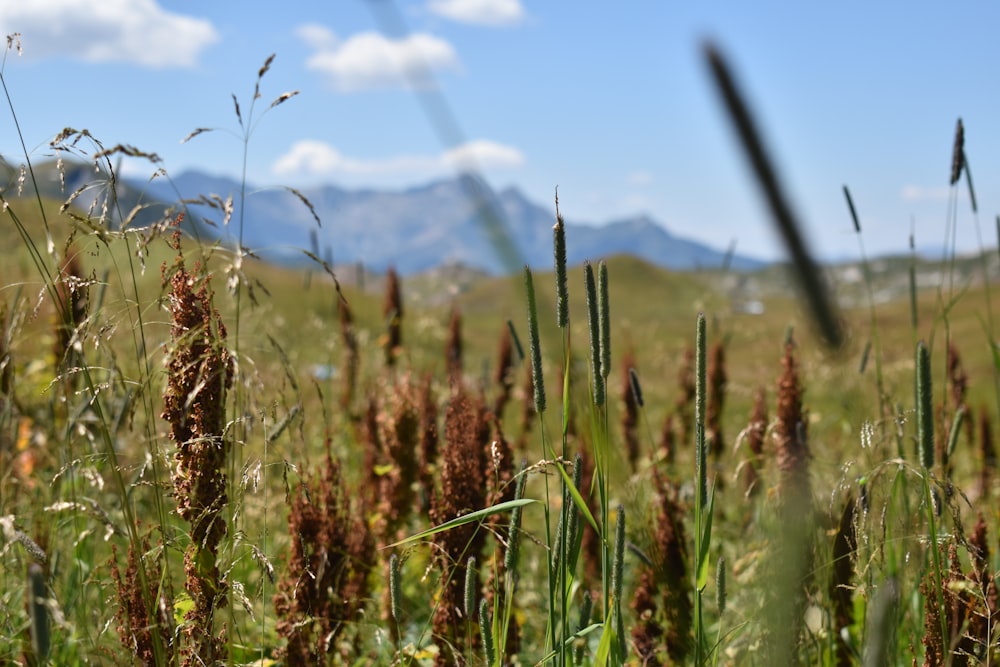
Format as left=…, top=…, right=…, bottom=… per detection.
left=384, top=498, right=537, bottom=548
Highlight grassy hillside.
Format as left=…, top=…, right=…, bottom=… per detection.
left=1, top=157, right=999, bottom=667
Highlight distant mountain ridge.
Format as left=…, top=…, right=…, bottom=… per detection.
left=10, top=161, right=765, bottom=275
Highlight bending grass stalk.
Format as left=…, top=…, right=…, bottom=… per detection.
left=703, top=41, right=843, bottom=350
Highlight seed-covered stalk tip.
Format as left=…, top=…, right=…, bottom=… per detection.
left=716, top=556, right=727, bottom=614
left=479, top=597, right=496, bottom=665
left=843, top=185, right=861, bottom=234
left=389, top=553, right=402, bottom=621
left=916, top=340, right=934, bottom=469
left=695, top=313, right=707, bottom=506
left=524, top=266, right=546, bottom=414
left=464, top=556, right=477, bottom=619
left=612, top=504, right=626, bottom=607
left=598, top=260, right=611, bottom=380
left=584, top=262, right=605, bottom=406
left=553, top=196, right=569, bottom=329
left=628, top=367, right=644, bottom=408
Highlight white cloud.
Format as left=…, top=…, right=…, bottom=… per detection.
left=443, top=140, right=524, bottom=170
left=626, top=170, right=653, bottom=187
left=303, top=29, right=460, bottom=91
left=296, top=24, right=338, bottom=51
left=428, top=0, right=525, bottom=26
left=0, top=0, right=218, bottom=68
left=273, top=139, right=524, bottom=177
left=901, top=185, right=953, bottom=202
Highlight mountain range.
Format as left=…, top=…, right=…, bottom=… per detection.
left=16, top=162, right=767, bottom=275
left=152, top=171, right=769, bottom=274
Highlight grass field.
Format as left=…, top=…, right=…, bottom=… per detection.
left=2, top=53, right=1000, bottom=667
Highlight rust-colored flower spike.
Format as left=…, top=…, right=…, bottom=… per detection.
left=161, top=261, right=232, bottom=666
left=516, top=362, right=536, bottom=449
left=706, top=341, right=727, bottom=459
left=978, top=405, right=995, bottom=499
left=417, top=373, right=439, bottom=514
left=968, top=513, right=998, bottom=650
left=110, top=537, right=174, bottom=665
left=774, top=341, right=811, bottom=507
left=946, top=343, right=973, bottom=446
left=53, top=252, right=88, bottom=374
left=830, top=496, right=857, bottom=667
left=951, top=118, right=965, bottom=185
left=493, top=323, right=515, bottom=418
left=376, top=373, right=421, bottom=542
left=431, top=388, right=488, bottom=661
left=274, top=449, right=373, bottom=664
left=675, top=347, right=696, bottom=447
left=743, top=386, right=767, bottom=497
left=337, top=293, right=358, bottom=409
left=621, top=349, right=640, bottom=472
left=631, top=471, right=691, bottom=665
left=445, top=306, right=462, bottom=383
left=383, top=266, right=403, bottom=366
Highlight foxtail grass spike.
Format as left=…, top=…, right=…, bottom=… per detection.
left=389, top=553, right=401, bottom=621
left=464, top=556, right=477, bottom=619
left=950, top=118, right=964, bottom=185
left=598, top=260, right=611, bottom=379
left=612, top=505, right=626, bottom=608
left=553, top=191, right=569, bottom=329
left=695, top=313, right=708, bottom=507
left=479, top=597, right=496, bottom=665
left=505, top=460, right=528, bottom=573
left=703, top=41, right=843, bottom=349
left=843, top=185, right=861, bottom=234
left=523, top=266, right=546, bottom=413
left=716, top=556, right=727, bottom=614
left=28, top=563, right=49, bottom=663
left=584, top=262, right=605, bottom=405
left=628, top=367, right=644, bottom=408
left=916, top=341, right=934, bottom=469
left=946, top=405, right=966, bottom=462
left=506, top=319, right=525, bottom=362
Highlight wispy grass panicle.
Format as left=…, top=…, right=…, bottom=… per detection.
left=553, top=191, right=568, bottom=329
left=523, top=266, right=545, bottom=414
left=53, top=251, right=88, bottom=376
left=584, top=261, right=604, bottom=406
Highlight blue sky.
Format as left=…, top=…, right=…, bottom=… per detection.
left=0, top=1, right=997, bottom=262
